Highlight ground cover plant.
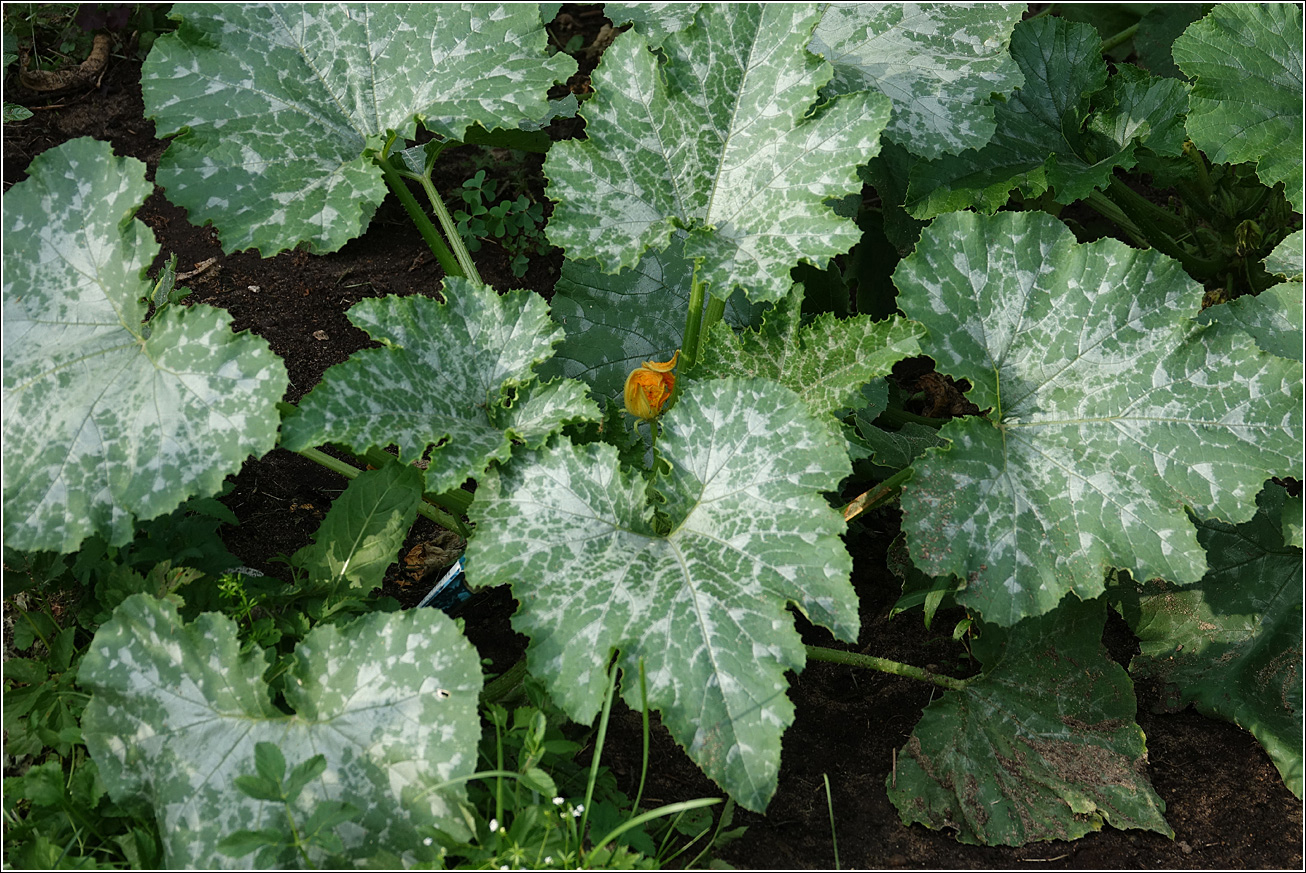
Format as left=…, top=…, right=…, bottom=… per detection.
left=2, top=2, right=1302, bottom=868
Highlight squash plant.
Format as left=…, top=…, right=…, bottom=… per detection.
left=3, top=2, right=1302, bottom=865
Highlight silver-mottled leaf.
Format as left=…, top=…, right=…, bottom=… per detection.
left=468, top=378, right=855, bottom=811
left=896, top=211, right=1303, bottom=625
left=812, top=3, right=1025, bottom=159
left=699, top=283, right=924, bottom=417
left=79, top=595, right=481, bottom=868
left=280, top=281, right=598, bottom=494
left=144, top=4, right=575, bottom=254
left=2, top=137, right=287, bottom=554
left=546, top=4, right=891, bottom=303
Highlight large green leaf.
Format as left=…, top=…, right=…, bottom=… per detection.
left=1173, top=3, right=1304, bottom=211
left=1, top=137, right=287, bottom=554
left=280, top=280, right=598, bottom=495
left=811, top=3, right=1024, bottom=159
left=1111, top=484, right=1303, bottom=798
left=1199, top=230, right=1305, bottom=364
left=698, top=283, right=924, bottom=417
left=79, top=595, right=482, bottom=868
left=467, top=378, right=856, bottom=811
left=895, top=211, right=1303, bottom=626
left=143, top=3, right=575, bottom=254
left=540, top=236, right=763, bottom=405
left=888, top=596, right=1172, bottom=845
left=906, top=17, right=1189, bottom=218
left=290, top=459, right=424, bottom=595
left=545, top=4, right=891, bottom=303
left=1198, top=284, right=1304, bottom=364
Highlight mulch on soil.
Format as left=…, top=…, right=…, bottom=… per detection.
left=3, top=8, right=1301, bottom=869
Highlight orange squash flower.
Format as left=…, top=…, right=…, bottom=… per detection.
left=624, top=350, right=680, bottom=420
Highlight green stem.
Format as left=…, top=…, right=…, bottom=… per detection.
left=1101, top=181, right=1224, bottom=275
left=578, top=658, right=621, bottom=865
left=293, top=447, right=469, bottom=536
left=413, top=171, right=484, bottom=286
left=480, top=659, right=530, bottom=706
left=875, top=406, right=949, bottom=429
left=647, top=418, right=660, bottom=470
left=840, top=466, right=914, bottom=522
left=375, top=154, right=463, bottom=278
left=1182, top=140, right=1214, bottom=200
left=1105, top=178, right=1192, bottom=240
left=1082, top=188, right=1151, bottom=248
left=1099, top=21, right=1139, bottom=54
left=805, top=645, right=970, bottom=692
left=698, top=295, right=727, bottom=354
left=679, top=262, right=708, bottom=373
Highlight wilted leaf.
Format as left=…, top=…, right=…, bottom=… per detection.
left=889, top=596, right=1172, bottom=845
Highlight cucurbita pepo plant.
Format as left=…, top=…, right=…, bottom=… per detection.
left=3, top=2, right=1302, bottom=865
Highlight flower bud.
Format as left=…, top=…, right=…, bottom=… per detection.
left=623, top=350, right=680, bottom=420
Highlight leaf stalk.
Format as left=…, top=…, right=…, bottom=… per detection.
left=804, top=644, right=970, bottom=692
left=375, top=154, right=464, bottom=278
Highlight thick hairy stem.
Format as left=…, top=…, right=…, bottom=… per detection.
left=294, top=447, right=469, bottom=535
left=375, top=155, right=463, bottom=278
left=805, top=645, right=971, bottom=692
left=679, top=262, right=708, bottom=373
left=415, top=172, right=484, bottom=285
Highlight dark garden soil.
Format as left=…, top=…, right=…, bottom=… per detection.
left=3, top=8, right=1302, bottom=870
